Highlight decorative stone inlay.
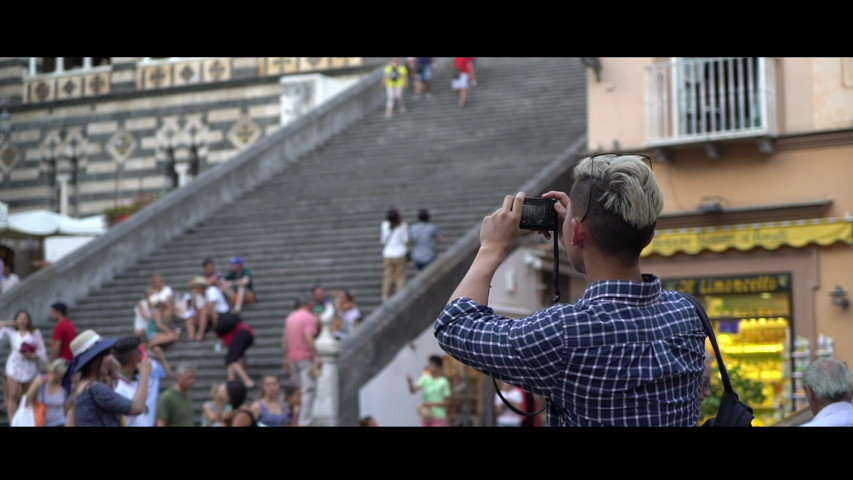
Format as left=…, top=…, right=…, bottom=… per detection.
left=261, top=57, right=363, bottom=78
left=227, top=114, right=261, bottom=149
left=0, top=144, right=21, bottom=174
left=105, top=129, right=137, bottom=163
left=208, top=61, right=225, bottom=80
left=90, top=75, right=105, bottom=93
left=180, top=65, right=195, bottom=82
left=267, top=57, right=297, bottom=75
left=63, top=79, right=77, bottom=95
left=235, top=124, right=254, bottom=144
left=272, top=58, right=288, bottom=70
left=36, top=82, right=50, bottom=101
left=150, top=67, right=167, bottom=87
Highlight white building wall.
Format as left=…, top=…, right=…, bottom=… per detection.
left=358, top=247, right=542, bottom=426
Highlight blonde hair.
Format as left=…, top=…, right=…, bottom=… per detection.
left=47, top=358, right=69, bottom=376
left=573, top=154, right=663, bottom=229
left=210, top=382, right=226, bottom=397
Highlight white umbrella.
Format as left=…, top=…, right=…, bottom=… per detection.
left=0, top=209, right=106, bottom=239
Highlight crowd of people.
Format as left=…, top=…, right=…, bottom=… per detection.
left=3, top=112, right=852, bottom=427
left=0, top=247, right=375, bottom=426
left=382, top=57, right=478, bottom=119
left=0, top=56, right=467, bottom=427
left=5, top=186, right=852, bottom=427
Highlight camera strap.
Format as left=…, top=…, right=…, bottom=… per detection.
left=492, top=229, right=559, bottom=418
left=551, top=231, right=560, bottom=303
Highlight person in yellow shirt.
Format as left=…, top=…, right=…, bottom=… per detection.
left=382, top=57, right=408, bottom=119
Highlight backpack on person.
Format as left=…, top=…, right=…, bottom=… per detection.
left=389, top=66, right=399, bottom=82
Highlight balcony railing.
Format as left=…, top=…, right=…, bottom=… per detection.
left=645, top=57, right=777, bottom=147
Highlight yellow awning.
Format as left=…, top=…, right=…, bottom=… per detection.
left=642, top=217, right=853, bottom=257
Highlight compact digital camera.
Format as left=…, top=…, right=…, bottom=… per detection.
left=520, top=198, right=558, bottom=231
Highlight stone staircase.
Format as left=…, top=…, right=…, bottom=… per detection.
left=0, top=57, right=588, bottom=424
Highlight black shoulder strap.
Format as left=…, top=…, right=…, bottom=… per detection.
left=678, top=291, right=735, bottom=394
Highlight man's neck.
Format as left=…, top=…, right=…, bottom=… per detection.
left=583, top=250, right=644, bottom=284
left=120, top=365, right=136, bottom=381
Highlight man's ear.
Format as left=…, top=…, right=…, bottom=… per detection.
left=571, top=218, right=584, bottom=246
left=804, top=385, right=816, bottom=405
left=643, top=229, right=656, bottom=248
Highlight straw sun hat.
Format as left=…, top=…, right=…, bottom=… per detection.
left=70, top=329, right=118, bottom=374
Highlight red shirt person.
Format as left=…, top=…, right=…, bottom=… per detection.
left=451, top=57, right=476, bottom=108
left=49, top=302, right=76, bottom=364
left=216, top=314, right=255, bottom=389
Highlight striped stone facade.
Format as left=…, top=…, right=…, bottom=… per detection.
left=0, top=57, right=372, bottom=218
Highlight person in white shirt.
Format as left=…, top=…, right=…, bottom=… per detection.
left=113, top=336, right=172, bottom=426
left=1, top=262, right=21, bottom=294
left=380, top=208, right=408, bottom=302
left=148, top=274, right=175, bottom=331
left=186, top=276, right=230, bottom=341
left=800, top=357, right=853, bottom=427
left=494, top=380, right=525, bottom=427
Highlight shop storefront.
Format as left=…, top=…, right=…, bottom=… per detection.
left=641, top=216, right=853, bottom=425
left=661, top=273, right=792, bottom=425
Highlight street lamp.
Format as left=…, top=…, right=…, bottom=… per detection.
left=830, top=285, right=850, bottom=310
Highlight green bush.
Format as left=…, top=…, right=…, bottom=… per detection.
left=699, top=362, right=766, bottom=424
left=103, top=194, right=159, bottom=226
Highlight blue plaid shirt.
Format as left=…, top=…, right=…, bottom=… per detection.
left=435, top=274, right=706, bottom=426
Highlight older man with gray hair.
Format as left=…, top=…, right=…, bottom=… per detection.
left=155, top=361, right=197, bottom=426
left=801, top=358, right=853, bottom=427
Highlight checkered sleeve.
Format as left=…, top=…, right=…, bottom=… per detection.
left=435, top=297, right=566, bottom=397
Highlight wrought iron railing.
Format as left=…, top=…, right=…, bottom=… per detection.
left=645, top=57, right=777, bottom=147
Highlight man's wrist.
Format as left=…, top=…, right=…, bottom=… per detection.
left=477, top=242, right=511, bottom=262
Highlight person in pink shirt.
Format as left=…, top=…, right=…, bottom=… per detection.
left=282, top=293, right=320, bottom=426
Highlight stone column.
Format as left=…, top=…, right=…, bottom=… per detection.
left=56, top=172, right=71, bottom=216
left=311, top=300, right=340, bottom=426
left=174, top=162, right=190, bottom=187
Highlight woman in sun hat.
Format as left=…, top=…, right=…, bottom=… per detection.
left=68, top=329, right=152, bottom=427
